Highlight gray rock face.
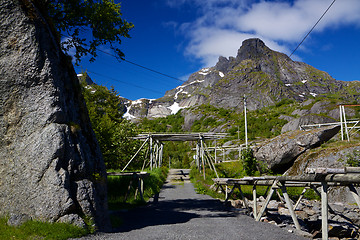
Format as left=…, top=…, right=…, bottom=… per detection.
left=286, top=143, right=360, bottom=203
left=281, top=114, right=336, bottom=133
left=0, top=1, right=110, bottom=230
left=254, top=126, right=340, bottom=172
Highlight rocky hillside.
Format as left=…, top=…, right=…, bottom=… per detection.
left=124, top=38, right=360, bottom=123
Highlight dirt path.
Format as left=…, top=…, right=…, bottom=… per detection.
left=77, top=169, right=306, bottom=240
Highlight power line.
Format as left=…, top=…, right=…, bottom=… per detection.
left=60, top=33, right=186, bottom=84
left=97, top=49, right=186, bottom=83
left=289, top=0, right=336, bottom=58
left=87, top=70, right=164, bottom=95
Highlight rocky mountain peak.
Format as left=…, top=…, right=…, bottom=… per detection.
left=124, top=38, right=353, bottom=125
left=236, top=38, right=269, bottom=61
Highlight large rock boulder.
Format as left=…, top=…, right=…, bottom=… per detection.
left=254, top=125, right=340, bottom=173
left=286, top=143, right=360, bottom=203
left=0, top=1, right=110, bottom=230
left=281, top=114, right=336, bottom=133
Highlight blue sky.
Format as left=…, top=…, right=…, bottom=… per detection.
left=73, top=0, right=360, bottom=101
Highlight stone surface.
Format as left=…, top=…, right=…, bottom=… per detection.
left=7, top=213, right=31, bottom=227
left=0, top=1, right=110, bottom=230
left=281, top=114, right=336, bottom=133
left=57, top=214, right=86, bottom=228
left=254, top=125, right=340, bottom=172
left=286, top=143, right=360, bottom=203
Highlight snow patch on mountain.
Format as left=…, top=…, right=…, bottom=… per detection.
left=168, top=102, right=187, bottom=114
left=199, top=68, right=210, bottom=75
left=123, top=105, right=137, bottom=120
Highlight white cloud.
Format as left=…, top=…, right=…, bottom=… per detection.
left=170, top=0, right=360, bottom=68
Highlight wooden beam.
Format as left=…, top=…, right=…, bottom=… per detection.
left=280, top=184, right=301, bottom=230
left=321, top=181, right=329, bottom=240
left=253, top=185, right=257, bottom=219
left=294, top=187, right=309, bottom=210
left=121, top=138, right=149, bottom=172
left=255, top=180, right=277, bottom=221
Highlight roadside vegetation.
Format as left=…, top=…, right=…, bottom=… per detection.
left=0, top=218, right=89, bottom=240
left=107, top=167, right=168, bottom=210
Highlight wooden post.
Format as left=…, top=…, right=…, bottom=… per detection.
left=253, top=185, right=257, bottom=219
left=215, top=139, right=217, bottom=164
left=256, top=180, right=277, bottom=221
left=196, top=141, right=200, bottom=171
left=294, top=187, right=308, bottom=210
left=342, top=105, right=350, bottom=141
left=149, top=136, right=153, bottom=170
left=280, top=185, right=301, bottom=230
left=139, top=176, right=144, bottom=202
left=159, top=143, right=164, bottom=167
left=340, top=105, right=344, bottom=141
left=238, top=185, right=250, bottom=210
left=244, top=95, right=248, bottom=148
left=200, top=136, right=205, bottom=179
left=225, top=185, right=228, bottom=201
left=321, top=181, right=329, bottom=240
left=153, top=142, right=158, bottom=168
left=121, top=137, right=149, bottom=172
left=276, top=189, right=285, bottom=203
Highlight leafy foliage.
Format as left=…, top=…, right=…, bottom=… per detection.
left=241, top=147, right=257, bottom=176
left=81, top=77, right=143, bottom=170
left=190, top=103, right=292, bottom=141
left=140, top=111, right=184, bottom=133
left=34, top=0, right=133, bottom=64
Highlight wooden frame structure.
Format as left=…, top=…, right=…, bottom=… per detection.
left=213, top=167, right=360, bottom=240
left=125, top=133, right=227, bottom=172
left=300, top=104, right=360, bottom=141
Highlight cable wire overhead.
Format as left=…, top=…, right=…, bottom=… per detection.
left=289, top=0, right=337, bottom=58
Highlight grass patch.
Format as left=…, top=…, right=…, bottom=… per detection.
left=0, top=217, right=88, bottom=240
left=107, top=167, right=168, bottom=210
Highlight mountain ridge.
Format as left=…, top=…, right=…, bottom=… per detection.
left=122, top=38, right=359, bottom=128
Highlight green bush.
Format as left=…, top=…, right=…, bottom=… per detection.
left=241, top=148, right=257, bottom=176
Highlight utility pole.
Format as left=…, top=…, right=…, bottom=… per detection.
left=244, top=95, right=248, bottom=148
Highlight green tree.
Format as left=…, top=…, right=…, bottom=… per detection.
left=81, top=78, right=143, bottom=169
left=34, top=0, right=133, bottom=64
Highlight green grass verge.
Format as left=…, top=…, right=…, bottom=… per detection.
left=0, top=217, right=88, bottom=240
left=107, top=167, right=168, bottom=210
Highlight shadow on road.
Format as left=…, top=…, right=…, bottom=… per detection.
left=110, top=198, right=238, bottom=233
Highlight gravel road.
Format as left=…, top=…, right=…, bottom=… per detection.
left=77, top=169, right=306, bottom=240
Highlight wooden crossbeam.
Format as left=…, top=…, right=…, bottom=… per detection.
left=213, top=169, right=360, bottom=240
